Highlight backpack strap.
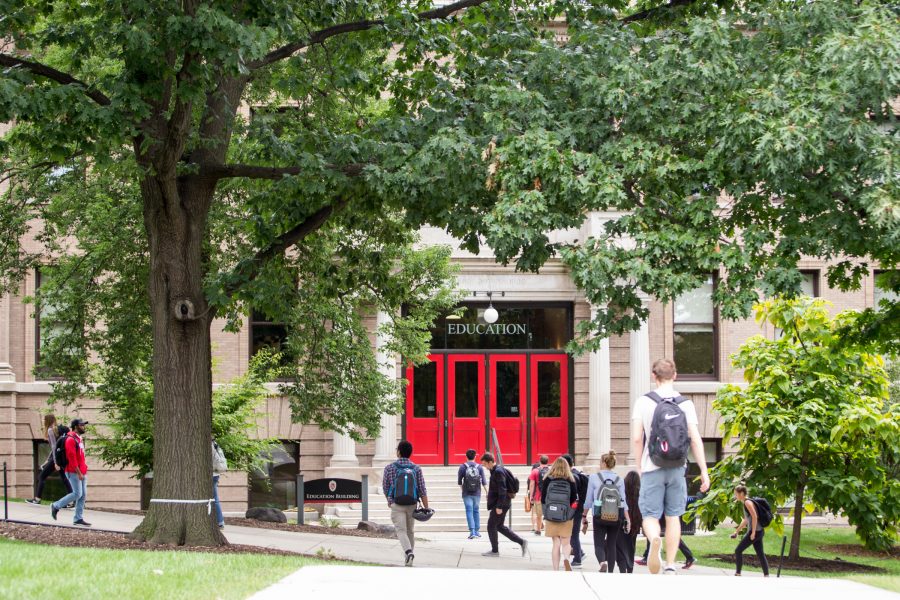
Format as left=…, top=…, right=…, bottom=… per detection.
left=672, top=395, right=688, bottom=405
left=646, top=391, right=663, bottom=403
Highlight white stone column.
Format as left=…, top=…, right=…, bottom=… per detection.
left=0, top=294, right=14, bottom=382
left=373, top=310, right=398, bottom=467
left=628, top=295, right=651, bottom=465
left=586, top=306, right=611, bottom=467
left=330, top=430, right=359, bottom=468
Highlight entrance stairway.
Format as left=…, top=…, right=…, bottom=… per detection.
left=331, top=465, right=537, bottom=533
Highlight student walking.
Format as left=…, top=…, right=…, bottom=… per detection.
left=481, top=452, right=528, bottom=558
left=631, top=358, right=709, bottom=574
left=27, top=415, right=72, bottom=505
left=562, top=454, right=588, bottom=567
left=614, top=470, right=642, bottom=573
left=457, top=448, right=488, bottom=539
left=382, top=440, right=429, bottom=567
left=583, top=451, right=630, bottom=572
left=541, top=457, right=578, bottom=571
left=636, top=496, right=698, bottom=569
left=50, top=419, right=91, bottom=526
left=528, top=456, right=549, bottom=535
left=731, top=485, right=770, bottom=577
left=212, top=440, right=228, bottom=529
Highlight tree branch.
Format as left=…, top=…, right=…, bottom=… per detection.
left=196, top=162, right=366, bottom=181
left=620, top=0, right=700, bottom=24
left=0, top=53, right=111, bottom=106
left=249, top=0, right=493, bottom=70
left=220, top=199, right=349, bottom=301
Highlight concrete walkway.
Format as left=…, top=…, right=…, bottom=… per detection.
left=6, top=501, right=735, bottom=574
left=251, top=565, right=899, bottom=600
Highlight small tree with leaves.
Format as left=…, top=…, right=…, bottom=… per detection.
left=694, top=297, right=900, bottom=558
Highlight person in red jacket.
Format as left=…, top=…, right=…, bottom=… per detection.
left=51, top=419, right=91, bottom=526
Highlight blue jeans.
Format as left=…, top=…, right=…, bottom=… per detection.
left=213, top=474, right=224, bottom=526
left=463, top=494, right=480, bottom=534
left=53, top=472, right=86, bottom=522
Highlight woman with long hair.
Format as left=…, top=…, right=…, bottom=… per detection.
left=615, top=470, right=642, bottom=572
left=582, top=450, right=630, bottom=572
left=540, top=457, right=578, bottom=571
left=26, top=414, right=72, bottom=505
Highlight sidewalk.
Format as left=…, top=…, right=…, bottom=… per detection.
left=5, top=502, right=734, bottom=574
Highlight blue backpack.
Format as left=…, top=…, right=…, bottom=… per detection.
left=390, top=461, right=418, bottom=506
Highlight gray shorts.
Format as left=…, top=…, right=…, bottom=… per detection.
left=638, top=466, right=687, bottom=519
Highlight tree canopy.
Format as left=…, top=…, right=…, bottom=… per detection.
left=0, top=0, right=897, bottom=545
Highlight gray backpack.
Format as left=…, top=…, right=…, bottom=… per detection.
left=212, top=441, right=228, bottom=473
left=593, top=475, right=622, bottom=522
left=543, top=479, right=573, bottom=522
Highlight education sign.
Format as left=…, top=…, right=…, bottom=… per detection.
left=303, top=478, right=362, bottom=504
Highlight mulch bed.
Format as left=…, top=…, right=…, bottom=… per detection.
left=819, top=544, right=900, bottom=559
left=708, top=553, right=886, bottom=574
left=0, top=521, right=303, bottom=556
left=93, top=507, right=393, bottom=539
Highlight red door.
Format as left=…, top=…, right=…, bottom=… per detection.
left=405, top=355, right=444, bottom=465
left=530, top=354, right=569, bottom=463
left=489, top=355, right=527, bottom=465
left=447, top=355, right=485, bottom=464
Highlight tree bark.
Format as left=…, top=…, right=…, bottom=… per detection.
left=789, top=469, right=808, bottom=560
left=130, top=174, right=225, bottom=546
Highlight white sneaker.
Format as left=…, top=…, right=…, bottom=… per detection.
left=664, top=566, right=677, bottom=575
left=648, top=537, right=662, bottom=574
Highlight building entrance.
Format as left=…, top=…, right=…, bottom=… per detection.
left=405, top=351, right=569, bottom=465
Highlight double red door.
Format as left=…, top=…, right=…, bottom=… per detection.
left=405, top=353, right=568, bottom=465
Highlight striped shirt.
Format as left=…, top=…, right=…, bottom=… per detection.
left=382, top=458, right=427, bottom=506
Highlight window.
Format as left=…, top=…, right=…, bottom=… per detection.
left=248, top=441, right=300, bottom=510
left=673, top=276, right=717, bottom=379
left=430, top=305, right=572, bottom=350
left=249, top=309, right=296, bottom=373
left=874, top=271, right=899, bottom=306
left=35, top=268, right=68, bottom=379
left=686, top=439, right=721, bottom=496
left=32, top=440, right=67, bottom=502
left=800, top=270, right=819, bottom=297
left=412, top=361, right=438, bottom=418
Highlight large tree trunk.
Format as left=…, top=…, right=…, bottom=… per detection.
left=131, top=174, right=224, bottom=546
left=788, top=475, right=807, bottom=561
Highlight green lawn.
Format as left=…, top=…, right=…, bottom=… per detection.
left=681, top=527, right=899, bottom=592
left=0, top=537, right=337, bottom=600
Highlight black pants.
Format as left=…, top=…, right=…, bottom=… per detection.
left=735, top=529, right=769, bottom=575
left=570, top=507, right=585, bottom=561
left=488, top=506, right=524, bottom=553
left=34, top=460, right=72, bottom=499
left=592, top=518, right=619, bottom=571
left=643, top=538, right=694, bottom=562
left=615, top=527, right=635, bottom=573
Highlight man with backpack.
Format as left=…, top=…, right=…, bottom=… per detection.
left=457, top=448, right=488, bottom=539
left=731, top=485, right=771, bottom=577
left=50, top=418, right=91, bottom=527
left=527, top=455, right=549, bottom=536
left=382, top=440, right=429, bottom=566
left=562, top=454, right=589, bottom=567
left=480, top=452, right=528, bottom=558
left=631, top=358, right=709, bottom=575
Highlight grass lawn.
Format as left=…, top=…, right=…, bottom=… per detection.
left=682, top=526, right=899, bottom=592
left=0, top=537, right=340, bottom=600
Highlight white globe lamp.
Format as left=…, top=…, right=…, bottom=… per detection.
left=484, top=305, right=499, bottom=324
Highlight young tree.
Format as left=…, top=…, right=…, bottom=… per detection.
left=1, top=0, right=897, bottom=546
left=694, top=298, right=900, bottom=558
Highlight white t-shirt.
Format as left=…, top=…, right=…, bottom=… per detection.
left=631, top=385, right=698, bottom=473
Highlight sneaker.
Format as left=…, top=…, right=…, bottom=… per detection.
left=564, top=559, right=572, bottom=572
left=648, top=537, right=662, bottom=574
left=521, top=539, right=529, bottom=558
left=26, top=498, right=41, bottom=505
left=635, top=558, right=647, bottom=566
left=474, top=532, right=482, bottom=538
left=664, top=566, right=677, bottom=575
left=74, top=519, right=92, bottom=527
left=467, top=534, right=475, bottom=540
left=683, top=558, right=695, bottom=570
left=534, top=530, right=542, bottom=536
left=482, top=550, right=500, bottom=557
left=405, top=551, right=414, bottom=567
left=599, top=563, right=608, bottom=573
left=66, top=503, right=75, bottom=509
left=51, top=505, right=59, bottom=520
left=571, top=560, right=582, bottom=567
left=218, top=523, right=225, bottom=529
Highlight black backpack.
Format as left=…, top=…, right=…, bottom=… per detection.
left=571, top=468, right=589, bottom=510
left=543, top=478, right=573, bottom=522
left=54, top=430, right=71, bottom=471
left=646, top=391, right=691, bottom=468
left=462, top=463, right=481, bottom=494
left=751, top=497, right=774, bottom=528
left=390, top=462, right=419, bottom=506
left=504, top=468, right=520, bottom=499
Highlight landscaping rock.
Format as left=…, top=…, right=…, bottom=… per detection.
left=245, top=507, right=287, bottom=523
left=357, top=521, right=396, bottom=536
